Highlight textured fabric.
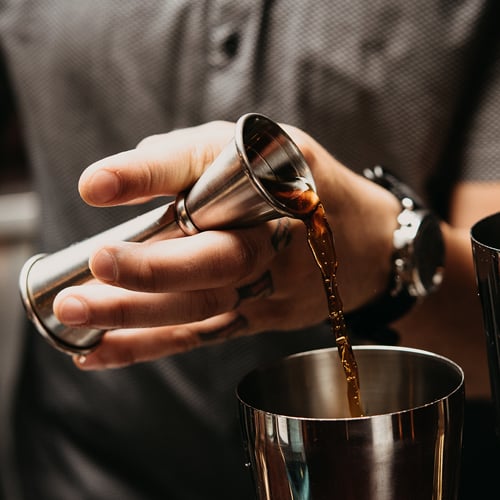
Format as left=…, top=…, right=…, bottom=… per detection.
left=0, top=0, right=499, bottom=499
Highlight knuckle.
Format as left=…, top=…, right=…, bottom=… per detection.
left=135, top=134, right=163, bottom=150
left=188, top=141, right=217, bottom=177
left=228, top=235, right=262, bottom=281
left=141, top=161, right=157, bottom=194
left=122, top=244, right=168, bottom=292
left=136, top=253, right=162, bottom=291
left=178, top=327, right=203, bottom=351
left=119, top=346, right=139, bottom=367
left=192, top=289, right=224, bottom=320
left=111, top=302, right=128, bottom=328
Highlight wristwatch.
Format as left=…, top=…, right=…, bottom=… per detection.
left=344, top=165, right=445, bottom=343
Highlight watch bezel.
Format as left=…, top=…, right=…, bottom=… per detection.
left=392, top=208, right=445, bottom=298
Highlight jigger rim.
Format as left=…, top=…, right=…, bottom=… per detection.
left=234, top=113, right=317, bottom=218
left=19, top=253, right=99, bottom=355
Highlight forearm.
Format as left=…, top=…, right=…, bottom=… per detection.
left=396, top=224, right=488, bottom=398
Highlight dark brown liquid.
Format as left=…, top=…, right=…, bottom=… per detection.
left=268, top=182, right=364, bottom=417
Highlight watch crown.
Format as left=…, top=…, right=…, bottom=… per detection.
left=401, top=197, right=414, bottom=210
left=394, top=209, right=419, bottom=249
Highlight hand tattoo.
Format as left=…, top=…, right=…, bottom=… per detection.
left=271, top=218, right=291, bottom=253
left=199, top=314, right=249, bottom=343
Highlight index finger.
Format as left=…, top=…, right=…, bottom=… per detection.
left=78, top=121, right=234, bottom=207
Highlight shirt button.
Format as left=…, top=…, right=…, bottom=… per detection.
left=222, top=32, right=240, bottom=58
left=209, top=27, right=241, bottom=68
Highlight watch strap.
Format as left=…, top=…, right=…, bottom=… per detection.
left=363, top=165, right=425, bottom=210
left=343, top=283, right=416, bottom=345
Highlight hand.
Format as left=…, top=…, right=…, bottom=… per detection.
left=53, top=120, right=399, bottom=369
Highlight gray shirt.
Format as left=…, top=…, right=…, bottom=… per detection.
left=1, top=1, right=499, bottom=498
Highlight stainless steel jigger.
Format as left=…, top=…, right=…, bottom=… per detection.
left=19, top=113, right=316, bottom=355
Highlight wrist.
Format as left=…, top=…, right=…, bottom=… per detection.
left=344, top=166, right=445, bottom=343
left=330, top=167, right=402, bottom=311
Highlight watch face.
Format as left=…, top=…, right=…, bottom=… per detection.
left=412, top=212, right=445, bottom=296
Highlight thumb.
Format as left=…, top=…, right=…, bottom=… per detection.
left=78, top=120, right=234, bottom=207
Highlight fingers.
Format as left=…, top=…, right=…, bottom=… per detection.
left=88, top=224, right=278, bottom=293
left=53, top=218, right=293, bottom=368
left=72, top=278, right=328, bottom=371
left=78, top=121, right=234, bottom=206
left=55, top=224, right=279, bottom=328
left=73, top=312, right=248, bottom=370
left=54, top=266, right=275, bottom=328
left=54, top=283, right=240, bottom=329
left=55, top=212, right=328, bottom=371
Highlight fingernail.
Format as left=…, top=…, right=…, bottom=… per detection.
left=73, top=354, right=102, bottom=371
left=86, top=170, right=121, bottom=204
left=58, top=297, right=89, bottom=326
left=91, top=248, right=117, bottom=283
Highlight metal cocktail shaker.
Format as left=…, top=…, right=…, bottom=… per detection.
left=237, top=345, right=464, bottom=499
left=471, top=212, right=500, bottom=437
left=19, top=113, right=316, bottom=355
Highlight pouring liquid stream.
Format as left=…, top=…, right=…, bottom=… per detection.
left=305, top=197, right=364, bottom=418
left=266, top=178, right=365, bottom=418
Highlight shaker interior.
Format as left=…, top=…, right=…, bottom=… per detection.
left=471, top=212, right=500, bottom=249
left=237, top=346, right=464, bottom=419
